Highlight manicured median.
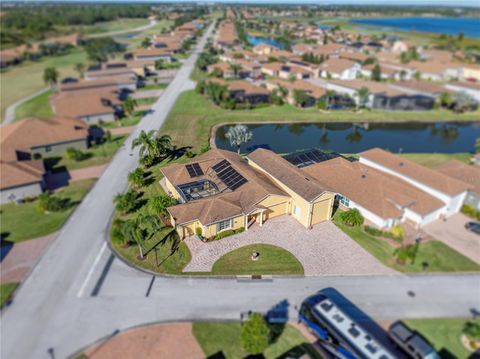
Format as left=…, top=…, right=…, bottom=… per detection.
left=211, top=244, right=304, bottom=275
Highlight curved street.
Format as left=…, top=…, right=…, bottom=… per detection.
left=1, top=23, right=480, bottom=359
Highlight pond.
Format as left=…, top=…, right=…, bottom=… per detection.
left=215, top=122, right=480, bottom=154
left=247, top=35, right=284, bottom=49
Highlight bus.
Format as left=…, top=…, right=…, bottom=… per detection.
left=299, top=293, right=397, bottom=359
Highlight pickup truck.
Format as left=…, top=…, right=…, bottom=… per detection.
left=388, top=321, right=440, bottom=359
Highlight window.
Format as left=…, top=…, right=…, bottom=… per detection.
left=217, top=219, right=232, bottom=232
left=45, top=145, right=52, bottom=153
left=293, top=205, right=301, bottom=217
left=338, top=195, right=350, bottom=207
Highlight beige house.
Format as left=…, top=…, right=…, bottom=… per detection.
left=161, top=149, right=335, bottom=239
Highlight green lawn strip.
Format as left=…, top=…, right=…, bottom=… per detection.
left=139, top=83, right=169, bottom=91
left=160, top=90, right=480, bottom=152
left=0, top=179, right=96, bottom=243
left=136, top=97, right=158, bottom=105
left=15, top=89, right=54, bottom=120
left=399, top=153, right=471, bottom=168
left=192, top=322, right=320, bottom=359
left=0, top=283, right=19, bottom=308
left=44, top=135, right=126, bottom=171
left=78, top=18, right=150, bottom=35
left=332, top=212, right=480, bottom=273
left=101, top=112, right=144, bottom=128
left=210, top=244, right=304, bottom=275
left=1, top=48, right=87, bottom=122
left=404, top=318, right=476, bottom=358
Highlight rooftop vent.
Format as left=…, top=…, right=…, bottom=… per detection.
left=399, top=162, right=404, bottom=167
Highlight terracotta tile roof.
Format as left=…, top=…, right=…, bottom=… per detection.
left=1, top=118, right=88, bottom=162
left=360, top=148, right=471, bottom=196
left=50, top=90, right=120, bottom=119
left=254, top=43, right=279, bottom=52
left=247, top=148, right=331, bottom=202
left=434, top=160, right=480, bottom=195
left=131, top=48, right=173, bottom=57
left=262, top=62, right=284, bottom=72
left=391, top=80, right=449, bottom=95
left=303, top=157, right=444, bottom=219
left=217, top=20, right=237, bottom=44
left=227, top=80, right=270, bottom=95
left=448, top=81, right=480, bottom=91
left=85, top=67, right=136, bottom=78
left=0, top=160, right=44, bottom=190
left=267, top=79, right=326, bottom=98
left=320, top=58, right=357, bottom=74
left=162, top=149, right=288, bottom=225
left=339, top=51, right=369, bottom=62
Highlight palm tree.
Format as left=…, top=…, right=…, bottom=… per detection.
left=74, top=63, right=85, bottom=78
left=356, top=87, right=370, bottom=110
left=132, top=130, right=160, bottom=167
left=225, top=124, right=253, bottom=154
left=156, top=134, right=172, bottom=157
left=326, top=90, right=335, bottom=109
left=128, top=168, right=145, bottom=190
left=122, top=97, right=138, bottom=117
left=148, top=195, right=177, bottom=216
left=229, top=63, right=242, bottom=78
left=43, top=67, right=59, bottom=90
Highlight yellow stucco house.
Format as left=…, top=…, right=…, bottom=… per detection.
left=160, top=148, right=335, bottom=239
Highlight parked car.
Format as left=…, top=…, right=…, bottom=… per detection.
left=388, top=322, right=440, bottom=359
left=465, top=222, right=480, bottom=235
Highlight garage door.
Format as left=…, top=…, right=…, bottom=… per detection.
left=311, top=199, right=331, bottom=225
left=265, top=202, right=288, bottom=220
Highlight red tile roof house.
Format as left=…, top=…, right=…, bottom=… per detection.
left=59, top=75, right=138, bottom=93
left=278, top=64, right=314, bottom=80
left=0, top=118, right=88, bottom=203
left=50, top=90, right=122, bottom=125
left=319, top=58, right=361, bottom=80
left=266, top=79, right=326, bottom=107
left=358, top=148, right=471, bottom=227
left=84, top=67, right=137, bottom=81
left=128, top=48, right=173, bottom=62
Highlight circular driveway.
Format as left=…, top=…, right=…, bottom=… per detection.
left=184, top=216, right=397, bottom=276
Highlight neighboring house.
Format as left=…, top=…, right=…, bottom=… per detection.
left=389, top=80, right=449, bottom=101
left=339, top=51, right=369, bottom=63
left=253, top=43, right=279, bottom=56
left=84, top=68, right=137, bottom=80
left=266, top=79, right=326, bottom=107
left=359, top=148, right=471, bottom=225
left=161, top=148, right=335, bottom=239
left=391, top=39, right=417, bottom=53
left=409, top=60, right=460, bottom=81
left=0, top=118, right=89, bottom=203
left=261, top=62, right=284, bottom=77
left=444, top=81, right=480, bottom=102
left=360, top=63, right=401, bottom=80
left=319, top=58, right=360, bottom=80
left=292, top=43, right=314, bottom=56
left=104, top=59, right=156, bottom=77
left=60, top=75, right=137, bottom=93
left=207, top=62, right=237, bottom=79
left=128, top=48, right=173, bottom=62
left=460, top=63, right=480, bottom=81
left=303, top=156, right=445, bottom=229
left=434, top=160, right=480, bottom=210
left=215, top=20, right=237, bottom=50
left=226, top=81, right=271, bottom=104
left=51, top=90, right=122, bottom=124
left=278, top=64, right=313, bottom=80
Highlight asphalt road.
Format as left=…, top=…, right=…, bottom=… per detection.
left=2, top=23, right=480, bottom=359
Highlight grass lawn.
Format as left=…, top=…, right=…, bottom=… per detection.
left=0, top=283, right=19, bottom=308
left=1, top=48, right=87, bottom=122
left=404, top=318, right=477, bottom=358
left=101, top=112, right=144, bottom=128
left=160, top=90, right=480, bottom=152
left=211, top=244, right=304, bottom=275
left=15, top=89, right=54, bottom=121
left=0, top=179, right=96, bottom=243
left=44, top=136, right=126, bottom=171
left=139, top=83, right=169, bottom=91
left=79, top=18, right=150, bottom=35
left=192, top=322, right=321, bottom=359
left=332, top=211, right=480, bottom=273
left=116, top=20, right=173, bottom=50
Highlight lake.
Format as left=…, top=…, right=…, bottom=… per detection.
left=215, top=122, right=480, bottom=154
left=247, top=35, right=284, bottom=49
left=351, top=17, right=480, bottom=39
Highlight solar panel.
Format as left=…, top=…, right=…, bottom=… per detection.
left=212, top=159, right=230, bottom=173
left=185, top=163, right=203, bottom=178
left=212, top=160, right=248, bottom=191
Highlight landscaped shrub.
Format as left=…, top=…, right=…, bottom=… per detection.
left=114, top=190, right=141, bottom=215
left=461, top=204, right=480, bottom=221
left=36, top=192, right=69, bottom=213
left=185, top=150, right=196, bottom=158
left=393, top=243, right=419, bottom=265
left=339, top=209, right=364, bottom=227
left=209, top=227, right=245, bottom=241
left=195, top=227, right=203, bottom=237
left=65, top=147, right=88, bottom=161
left=240, top=313, right=270, bottom=354
left=364, top=225, right=383, bottom=236
left=463, top=321, right=480, bottom=342
left=388, top=224, right=405, bottom=241
left=148, top=195, right=177, bottom=216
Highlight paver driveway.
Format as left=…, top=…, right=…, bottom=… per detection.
left=184, top=216, right=396, bottom=276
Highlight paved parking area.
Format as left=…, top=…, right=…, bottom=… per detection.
left=184, top=216, right=396, bottom=276
left=83, top=322, right=203, bottom=359
left=423, top=213, right=480, bottom=263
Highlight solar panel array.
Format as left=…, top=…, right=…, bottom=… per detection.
left=186, top=163, right=204, bottom=178
left=212, top=159, right=248, bottom=191
left=284, top=149, right=339, bottom=168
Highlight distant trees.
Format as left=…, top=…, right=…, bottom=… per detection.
left=196, top=47, right=218, bottom=71
left=43, top=67, right=59, bottom=89
left=225, top=125, right=253, bottom=154
left=84, top=37, right=125, bottom=64
left=301, top=52, right=325, bottom=64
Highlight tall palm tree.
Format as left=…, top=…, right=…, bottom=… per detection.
left=225, top=124, right=253, bottom=154
left=122, top=97, right=138, bottom=117
left=326, top=90, right=335, bottom=109
left=156, top=134, right=172, bottom=157
left=128, top=167, right=145, bottom=190
left=131, top=130, right=160, bottom=165
left=356, top=87, right=370, bottom=110
left=43, top=67, right=59, bottom=90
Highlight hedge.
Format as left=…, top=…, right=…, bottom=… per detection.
left=209, top=227, right=245, bottom=241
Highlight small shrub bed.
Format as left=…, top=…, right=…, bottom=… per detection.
left=364, top=224, right=404, bottom=243
left=209, top=227, right=245, bottom=241
left=461, top=204, right=480, bottom=221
